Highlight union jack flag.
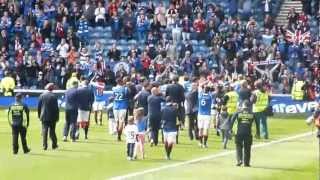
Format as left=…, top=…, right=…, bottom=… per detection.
left=285, top=30, right=311, bottom=43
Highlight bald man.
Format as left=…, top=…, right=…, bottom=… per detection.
left=147, top=87, right=165, bottom=146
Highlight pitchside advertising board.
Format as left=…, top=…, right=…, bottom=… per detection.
left=0, top=91, right=318, bottom=114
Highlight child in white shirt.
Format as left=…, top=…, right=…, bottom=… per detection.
left=124, top=116, right=138, bottom=160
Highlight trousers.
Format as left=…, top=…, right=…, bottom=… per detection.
left=64, top=109, right=78, bottom=140
left=187, top=113, right=199, bottom=140
left=235, top=134, right=252, bottom=166
left=42, top=122, right=58, bottom=149
left=12, top=126, right=29, bottom=153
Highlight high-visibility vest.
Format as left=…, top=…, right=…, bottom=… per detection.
left=225, top=91, right=238, bottom=114
left=253, top=90, right=269, bottom=113
left=291, top=81, right=304, bottom=100
left=0, top=77, right=15, bottom=96
left=66, top=77, right=80, bottom=89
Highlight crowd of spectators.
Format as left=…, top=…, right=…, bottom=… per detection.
left=0, top=0, right=319, bottom=99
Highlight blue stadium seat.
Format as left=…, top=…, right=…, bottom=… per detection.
left=191, top=40, right=198, bottom=45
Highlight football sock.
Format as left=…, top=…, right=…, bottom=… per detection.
left=204, top=136, right=208, bottom=145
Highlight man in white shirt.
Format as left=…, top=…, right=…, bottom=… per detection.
left=94, top=2, right=106, bottom=26
left=56, top=38, right=69, bottom=59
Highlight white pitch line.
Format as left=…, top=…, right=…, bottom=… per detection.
left=110, top=132, right=313, bottom=180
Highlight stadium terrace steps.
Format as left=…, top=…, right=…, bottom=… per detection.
left=275, top=0, right=303, bottom=26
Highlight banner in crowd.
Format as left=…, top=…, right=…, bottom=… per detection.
left=0, top=92, right=318, bottom=114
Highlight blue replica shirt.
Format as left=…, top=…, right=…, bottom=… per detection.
left=198, top=92, right=212, bottom=115
left=137, top=117, right=147, bottom=133
left=184, top=81, right=192, bottom=93
left=112, top=86, right=129, bottom=110
left=91, top=82, right=105, bottom=102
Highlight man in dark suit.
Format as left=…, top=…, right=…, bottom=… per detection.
left=185, top=82, right=199, bottom=140
left=148, top=87, right=164, bottom=146
left=166, top=75, right=185, bottom=129
left=63, top=81, right=78, bottom=142
left=38, top=83, right=59, bottom=150
left=134, top=81, right=151, bottom=116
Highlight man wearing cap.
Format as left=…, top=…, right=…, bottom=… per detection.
left=230, top=100, right=255, bottom=167
left=63, top=81, right=79, bottom=142
left=38, top=83, right=59, bottom=150
left=8, top=93, right=30, bottom=154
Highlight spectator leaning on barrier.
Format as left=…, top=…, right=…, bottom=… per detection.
left=0, top=71, right=15, bottom=96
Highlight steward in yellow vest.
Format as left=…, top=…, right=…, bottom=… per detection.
left=251, top=80, right=269, bottom=139
left=66, top=72, right=80, bottom=89
left=223, top=84, right=239, bottom=115
left=8, top=93, right=30, bottom=154
left=291, top=80, right=305, bottom=100
left=0, top=71, right=15, bottom=96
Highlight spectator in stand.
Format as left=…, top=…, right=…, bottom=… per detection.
left=110, top=11, right=122, bottom=40
left=166, top=3, right=178, bottom=31
left=82, top=0, right=96, bottom=26
left=95, top=2, right=106, bottom=27
left=181, top=15, right=192, bottom=42
left=193, top=13, right=206, bottom=41
left=136, top=12, right=149, bottom=42
left=179, top=0, right=192, bottom=18
left=77, top=15, right=89, bottom=44
left=287, top=8, right=299, bottom=27
left=122, top=7, right=135, bottom=40
left=155, top=2, right=166, bottom=28
left=180, top=40, right=193, bottom=58
left=108, top=43, right=121, bottom=62
left=56, top=38, right=69, bottom=59
left=67, top=46, right=78, bottom=65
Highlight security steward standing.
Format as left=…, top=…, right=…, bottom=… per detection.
left=251, top=80, right=269, bottom=139
left=8, top=93, right=30, bottom=154
left=231, top=100, right=254, bottom=167
left=223, top=83, right=239, bottom=121
left=291, top=78, right=305, bottom=101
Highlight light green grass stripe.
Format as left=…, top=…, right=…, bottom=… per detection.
left=110, top=132, right=313, bottom=180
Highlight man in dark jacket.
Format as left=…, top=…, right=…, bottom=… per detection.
left=63, top=81, right=78, bottom=142
left=8, top=93, right=30, bottom=154
left=76, top=80, right=94, bottom=139
left=166, top=75, right=185, bottom=143
left=148, top=87, right=164, bottom=146
left=134, top=81, right=151, bottom=116
left=38, top=83, right=59, bottom=150
left=161, top=96, right=178, bottom=160
left=185, top=82, right=199, bottom=140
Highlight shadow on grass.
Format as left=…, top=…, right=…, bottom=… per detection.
left=28, top=152, right=68, bottom=158
left=250, top=165, right=302, bottom=172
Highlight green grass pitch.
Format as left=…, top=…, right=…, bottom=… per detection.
left=0, top=111, right=318, bottom=180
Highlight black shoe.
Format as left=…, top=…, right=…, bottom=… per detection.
left=52, top=145, right=58, bottom=150
left=24, top=149, right=31, bottom=154
left=85, top=136, right=88, bottom=140
left=43, top=147, right=48, bottom=151
left=117, top=136, right=121, bottom=141
left=13, top=152, right=18, bottom=155
left=244, top=164, right=250, bottom=167
left=236, top=162, right=243, bottom=166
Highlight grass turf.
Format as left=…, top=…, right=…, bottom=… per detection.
left=0, top=112, right=317, bottom=180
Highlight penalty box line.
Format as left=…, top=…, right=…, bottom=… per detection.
left=110, top=132, right=313, bottom=180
